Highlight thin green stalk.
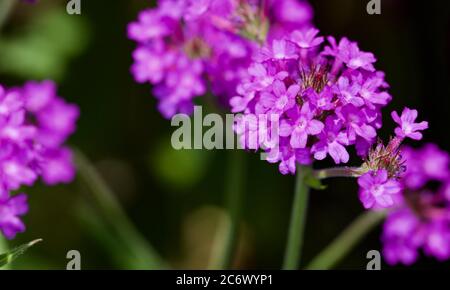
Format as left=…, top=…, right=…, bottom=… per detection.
left=74, top=149, right=167, bottom=269
left=0, top=236, right=10, bottom=270
left=0, top=0, right=15, bottom=30
left=306, top=210, right=386, bottom=270
left=313, top=167, right=361, bottom=179
left=209, top=149, right=245, bottom=269
left=283, top=166, right=311, bottom=270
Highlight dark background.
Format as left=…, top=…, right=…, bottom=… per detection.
left=0, top=0, right=449, bottom=269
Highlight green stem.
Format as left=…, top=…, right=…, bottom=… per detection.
left=0, top=236, right=10, bottom=270
left=209, top=149, right=245, bottom=269
left=306, top=210, right=386, bottom=270
left=282, top=166, right=311, bottom=270
left=74, top=149, right=167, bottom=269
left=0, top=0, right=15, bottom=30
left=313, top=166, right=361, bottom=179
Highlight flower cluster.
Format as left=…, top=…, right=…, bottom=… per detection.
left=0, top=81, right=79, bottom=239
left=381, top=144, right=450, bottom=265
left=231, top=28, right=393, bottom=174
left=128, top=0, right=312, bottom=118
left=356, top=107, right=428, bottom=209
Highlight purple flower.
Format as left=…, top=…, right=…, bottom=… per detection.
left=128, top=0, right=312, bottom=118
left=232, top=28, right=392, bottom=174
left=337, top=104, right=376, bottom=142
left=304, top=87, right=334, bottom=111
left=391, top=107, right=428, bottom=140
left=423, top=222, right=450, bottom=261
left=257, top=39, right=298, bottom=61
left=260, top=80, right=299, bottom=114
left=0, top=81, right=78, bottom=239
left=358, top=169, right=402, bottom=209
left=40, top=148, right=76, bottom=185
left=266, top=140, right=311, bottom=175
left=0, top=193, right=28, bottom=240
left=280, top=102, right=324, bottom=149
left=334, top=76, right=364, bottom=107
left=290, top=28, right=324, bottom=49
left=343, top=42, right=376, bottom=71
left=312, top=117, right=350, bottom=164
left=127, top=10, right=171, bottom=42
left=382, top=208, right=421, bottom=265
left=268, top=0, right=313, bottom=29
left=381, top=144, right=450, bottom=265
left=357, top=73, right=391, bottom=108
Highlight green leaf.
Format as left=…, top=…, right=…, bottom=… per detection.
left=0, top=239, right=42, bottom=268
left=303, top=168, right=327, bottom=190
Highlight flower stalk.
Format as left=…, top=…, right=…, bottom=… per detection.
left=313, top=166, right=362, bottom=179
left=0, top=0, right=15, bottom=30
left=74, top=149, right=167, bottom=269
left=283, top=166, right=311, bottom=269
left=209, top=149, right=246, bottom=269
left=306, top=210, right=386, bottom=270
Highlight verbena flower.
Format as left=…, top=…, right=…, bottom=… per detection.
left=381, top=144, right=450, bottom=265
left=128, top=0, right=313, bottom=118
left=0, top=81, right=79, bottom=239
left=232, top=28, right=393, bottom=174
left=353, top=108, right=428, bottom=209
left=392, top=107, right=429, bottom=141
left=357, top=169, right=402, bottom=209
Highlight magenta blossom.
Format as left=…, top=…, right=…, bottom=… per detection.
left=391, top=107, right=428, bottom=140
left=290, top=28, right=324, bottom=49
left=128, top=0, right=312, bottom=118
left=232, top=28, right=392, bottom=173
left=0, top=193, right=28, bottom=239
left=0, top=81, right=78, bottom=239
left=358, top=169, right=402, bottom=209
left=382, top=144, right=450, bottom=265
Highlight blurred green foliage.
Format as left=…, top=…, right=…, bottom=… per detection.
left=0, top=0, right=448, bottom=270
left=0, top=7, right=89, bottom=80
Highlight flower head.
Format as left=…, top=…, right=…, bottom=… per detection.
left=381, top=144, right=450, bottom=265
left=128, top=0, right=312, bottom=118
left=232, top=28, right=391, bottom=173
left=0, top=81, right=78, bottom=239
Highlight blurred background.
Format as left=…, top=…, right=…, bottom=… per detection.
left=0, top=0, right=449, bottom=269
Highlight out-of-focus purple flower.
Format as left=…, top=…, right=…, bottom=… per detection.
left=401, top=144, right=450, bottom=189
left=382, top=208, right=421, bottom=265
left=391, top=107, right=428, bottom=140
left=40, top=148, right=76, bottom=185
left=357, top=169, right=402, bottom=209
left=266, top=0, right=313, bottom=40
left=257, top=39, right=298, bottom=61
left=0, top=193, right=28, bottom=240
left=381, top=144, right=450, bottom=265
left=0, top=81, right=78, bottom=239
left=128, top=0, right=312, bottom=119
